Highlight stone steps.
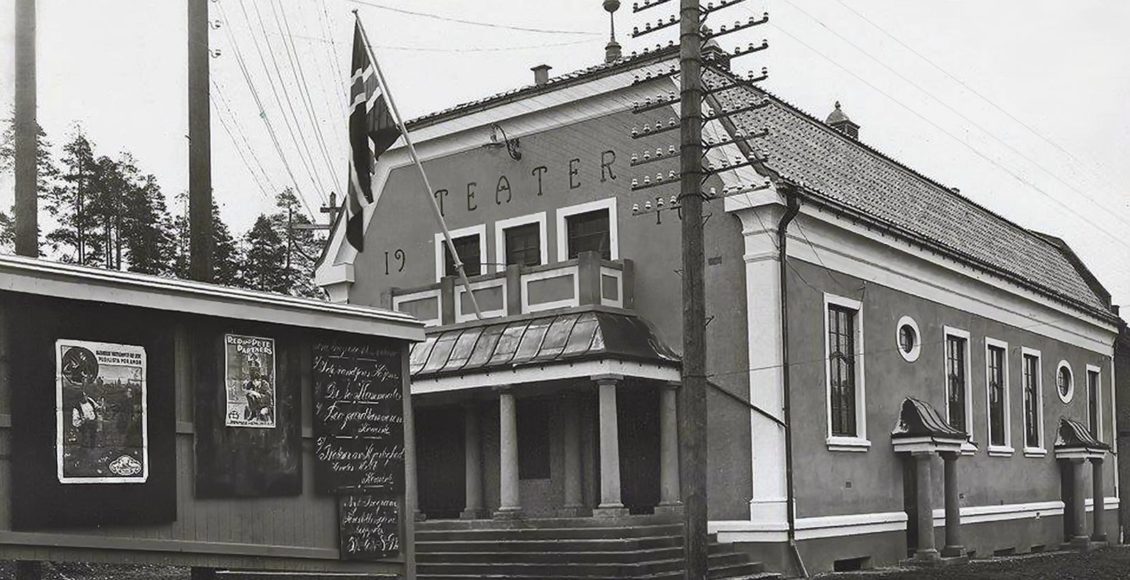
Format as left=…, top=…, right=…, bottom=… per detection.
left=415, top=518, right=778, bottom=580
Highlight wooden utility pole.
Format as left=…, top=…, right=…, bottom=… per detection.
left=14, top=0, right=38, bottom=258
left=677, top=0, right=707, bottom=577
left=188, top=0, right=213, bottom=282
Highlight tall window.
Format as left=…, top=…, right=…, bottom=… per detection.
left=504, top=223, right=542, bottom=267
left=828, top=305, right=857, bottom=437
left=566, top=209, right=611, bottom=259
left=443, top=234, right=481, bottom=277
left=1023, top=353, right=1041, bottom=449
left=987, top=344, right=1006, bottom=447
left=945, top=334, right=968, bottom=433
left=1087, top=369, right=1100, bottom=437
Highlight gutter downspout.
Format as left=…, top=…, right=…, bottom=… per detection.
left=777, top=185, right=808, bottom=578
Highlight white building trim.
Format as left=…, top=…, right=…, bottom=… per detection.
left=767, top=207, right=1118, bottom=356
left=1021, top=347, right=1046, bottom=456
left=984, top=337, right=1013, bottom=455
left=1056, top=360, right=1075, bottom=404
left=1086, top=363, right=1103, bottom=436
left=520, top=266, right=581, bottom=313
left=434, top=224, right=487, bottom=283
left=942, top=325, right=975, bottom=454
left=493, top=211, right=549, bottom=272
left=453, top=278, right=507, bottom=323
left=555, top=198, right=620, bottom=262
left=411, top=358, right=679, bottom=394
left=895, top=315, right=922, bottom=363
left=823, top=293, right=868, bottom=451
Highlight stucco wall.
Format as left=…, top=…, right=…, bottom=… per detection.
left=348, top=107, right=754, bottom=521
left=784, top=257, right=1117, bottom=520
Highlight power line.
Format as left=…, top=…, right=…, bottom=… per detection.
left=346, top=0, right=603, bottom=36
left=241, top=0, right=330, bottom=204
left=778, top=0, right=1130, bottom=231
left=211, top=78, right=277, bottom=193
left=216, top=0, right=317, bottom=218
left=210, top=91, right=272, bottom=200
left=278, top=29, right=603, bottom=52
left=273, top=0, right=343, bottom=194
left=768, top=21, right=1130, bottom=253
left=825, top=0, right=1128, bottom=202
left=210, top=80, right=273, bottom=199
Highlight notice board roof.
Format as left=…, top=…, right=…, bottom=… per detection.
left=0, top=255, right=425, bottom=342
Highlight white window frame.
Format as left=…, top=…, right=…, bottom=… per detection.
left=434, top=223, right=487, bottom=283
left=556, top=198, right=619, bottom=262
left=1021, top=347, right=1046, bottom=457
left=823, top=293, right=869, bottom=452
left=1055, top=360, right=1075, bottom=404
left=895, top=315, right=921, bottom=363
left=984, top=337, right=1012, bottom=456
left=493, top=212, right=548, bottom=273
left=1086, top=364, right=1103, bottom=437
left=942, top=326, right=975, bottom=454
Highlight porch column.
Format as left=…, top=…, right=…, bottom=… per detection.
left=912, top=452, right=939, bottom=562
left=656, top=382, right=682, bottom=514
left=560, top=393, right=588, bottom=517
left=1066, top=458, right=1088, bottom=546
left=460, top=402, right=487, bottom=519
left=940, top=451, right=963, bottom=558
left=594, top=375, right=628, bottom=518
left=1091, top=457, right=1106, bottom=542
left=494, top=388, right=522, bottom=519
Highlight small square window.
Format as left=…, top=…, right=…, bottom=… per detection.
left=566, top=210, right=610, bottom=260
left=443, top=235, right=481, bottom=278
left=504, top=223, right=541, bottom=267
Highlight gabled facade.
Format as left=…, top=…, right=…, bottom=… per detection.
left=316, top=47, right=1122, bottom=575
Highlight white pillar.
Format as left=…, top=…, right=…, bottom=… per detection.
left=657, top=382, right=682, bottom=514
left=730, top=196, right=790, bottom=525
left=494, top=388, right=522, bottom=519
left=560, top=393, right=588, bottom=517
left=594, top=375, right=628, bottom=518
left=460, top=402, right=487, bottom=519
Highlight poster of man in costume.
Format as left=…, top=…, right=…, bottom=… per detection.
left=56, top=339, right=148, bottom=484
left=224, top=334, right=276, bottom=428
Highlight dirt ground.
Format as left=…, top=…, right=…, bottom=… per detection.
left=5, top=548, right=1130, bottom=579
left=820, top=546, right=1130, bottom=580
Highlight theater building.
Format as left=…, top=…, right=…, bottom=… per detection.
left=315, top=45, right=1123, bottom=576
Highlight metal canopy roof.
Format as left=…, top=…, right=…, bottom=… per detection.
left=409, top=311, right=679, bottom=379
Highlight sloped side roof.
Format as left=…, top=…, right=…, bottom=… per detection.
left=707, top=71, right=1111, bottom=316
left=408, top=311, right=679, bottom=379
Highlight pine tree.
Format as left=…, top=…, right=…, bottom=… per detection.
left=120, top=169, right=177, bottom=275
left=241, top=214, right=288, bottom=293
left=0, top=113, right=58, bottom=255
left=172, top=193, right=242, bottom=286
left=269, top=189, right=325, bottom=299
left=44, top=129, right=103, bottom=264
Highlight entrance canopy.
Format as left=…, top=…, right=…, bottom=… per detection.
left=408, top=310, right=680, bottom=393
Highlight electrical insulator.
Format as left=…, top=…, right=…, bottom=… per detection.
left=632, top=203, right=640, bottom=213
left=645, top=201, right=653, bottom=210
left=657, top=197, right=664, bottom=208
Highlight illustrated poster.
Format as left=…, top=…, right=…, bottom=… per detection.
left=55, top=339, right=148, bottom=484
left=224, top=334, right=277, bottom=428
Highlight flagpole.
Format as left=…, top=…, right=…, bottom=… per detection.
left=353, top=10, right=484, bottom=320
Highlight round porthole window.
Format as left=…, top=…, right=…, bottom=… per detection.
left=895, top=316, right=921, bottom=362
left=1056, top=361, right=1074, bottom=403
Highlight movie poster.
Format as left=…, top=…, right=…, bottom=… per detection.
left=224, top=334, right=276, bottom=428
left=55, top=339, right=148, bottom=484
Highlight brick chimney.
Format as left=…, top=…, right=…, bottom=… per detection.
left=826, top=101, right=859, bottom=139
left=531, top=64, right=551, bottom=86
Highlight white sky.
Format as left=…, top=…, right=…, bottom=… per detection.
left=1, top=0, right=1128, bottom=315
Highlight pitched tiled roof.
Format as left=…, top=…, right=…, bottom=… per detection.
left=397, top=49, right=1113, bottom=321
left=707, top=69, right=1112, bottom=317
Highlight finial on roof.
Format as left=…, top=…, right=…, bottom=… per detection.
left=604, top=0, right=622, bottom=63
left=825, top=100, right=860, bottom=139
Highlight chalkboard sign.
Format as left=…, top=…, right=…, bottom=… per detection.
left=338, top=494, right=400, bottom=560
left=312, top=339, right=405, bottom=494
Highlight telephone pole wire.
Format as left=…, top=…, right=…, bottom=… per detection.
left=677, top=0, right=708, bottom=577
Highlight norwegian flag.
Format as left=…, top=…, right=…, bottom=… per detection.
left=345, top=20, right=400, bottom=253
